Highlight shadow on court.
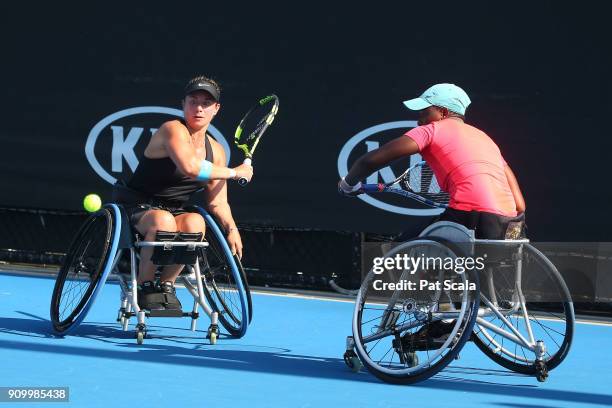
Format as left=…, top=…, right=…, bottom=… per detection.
left=1, top=314, right=611, bottom=407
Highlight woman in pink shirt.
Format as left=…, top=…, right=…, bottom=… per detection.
left=339, top=83, right=526, bottom=239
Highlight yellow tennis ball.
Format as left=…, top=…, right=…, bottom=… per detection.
left=83, top=194, right=102, bottom=212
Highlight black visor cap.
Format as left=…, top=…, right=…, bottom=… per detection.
left=184, top=81, right=220, bottom=101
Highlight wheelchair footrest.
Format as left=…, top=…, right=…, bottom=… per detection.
left=146, top=309, right=192, bottom=318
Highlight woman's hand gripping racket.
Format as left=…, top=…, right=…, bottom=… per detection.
left=361, top=161, right=450, bottom=208
left=234, top=95, right=279, bottom=186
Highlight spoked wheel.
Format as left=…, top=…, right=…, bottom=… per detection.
left=472, top=243, right=574, bottom=374
left=190, top=206, right=251, bottom=338
left=353, top=238, right=479, bottom=384
left=50, top=205, right=121, bottom=334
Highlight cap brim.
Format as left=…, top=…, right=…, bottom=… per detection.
left=184, top=83, right=220, bottom=101
left=403, top=97, right=431, bottom=111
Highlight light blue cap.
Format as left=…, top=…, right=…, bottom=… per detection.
left=403, top=83, right=471, bottom=115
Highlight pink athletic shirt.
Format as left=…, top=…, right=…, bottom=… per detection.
left=405, top=119, right=517, bottom=217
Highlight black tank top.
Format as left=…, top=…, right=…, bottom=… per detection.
left=127, top=132, right=214, bottom=207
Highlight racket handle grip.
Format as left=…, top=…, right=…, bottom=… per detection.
left=238, top=158, right=252, bottom=186
left=361, top=183, right=385, bottom=193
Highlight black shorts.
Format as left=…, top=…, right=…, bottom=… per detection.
left=112, top=181, right=189, bottom=227
left=124, top=204, right=189, bottom=227
left=438, top=207, right=526, bottom=240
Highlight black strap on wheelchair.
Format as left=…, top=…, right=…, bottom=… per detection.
left=150, top=231, right=204, bottom=266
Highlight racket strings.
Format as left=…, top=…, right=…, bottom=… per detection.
left=234, top=95, right=278, bottom=162
left=240, top=107, right=273, bottom=146
left=251, top=116, right=268, bottom=137
left=402, top=164, right=450, bottom=204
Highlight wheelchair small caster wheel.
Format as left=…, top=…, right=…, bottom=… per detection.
left=535, top=361, right=548, bottom=382
left=406, top=352, right=419, bottom=367
left=398, top=351, right=418, bottom=367
left=343, top=350, right=362, bottom=373
left=348, top=356, right=362, bottom=372
left=136, top=324, right=147, bottom=345
left=207, top=324, right=219, bottom=345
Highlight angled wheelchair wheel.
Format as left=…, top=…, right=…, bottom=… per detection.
left=352, top=238, right=479, bottom=384
left=50, top=205, right=121, bottom=334
left=472, top=243, right=574, bottom=374
left=191, top=207, right=251, bottom=338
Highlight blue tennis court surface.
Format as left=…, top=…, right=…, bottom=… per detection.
left=1, top=271, right=611, bottom=407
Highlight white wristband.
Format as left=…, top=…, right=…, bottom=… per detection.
left=340, top=177, right=362, bottom=193
left=229, top=169, right=237, bottom=179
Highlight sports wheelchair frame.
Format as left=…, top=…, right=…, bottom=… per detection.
left=50, top=204, right=252, bottom=345
left=344, top=221, right=574, bottom=384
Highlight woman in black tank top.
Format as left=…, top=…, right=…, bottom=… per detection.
left=125, top=119, right=214, bottom=206
left=115, top=76, right=253, bottom=312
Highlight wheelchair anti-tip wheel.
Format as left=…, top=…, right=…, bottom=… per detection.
left=190, top=207, right=252, bottom=338
left=343, top=348, right=363, bottom=373
left=472, top=243, right=574, bottom=375
left=50, top=205, right=121, bottom=334
left=352, top=238, right=479, bottom=384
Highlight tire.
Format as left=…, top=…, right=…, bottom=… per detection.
left=472, top=243, right=574, bottom=374
left=190, top=206, right=251, bottom=338
left=50, top=205, right=121, bottom=334
left=352, top=238, right=479, bottom=384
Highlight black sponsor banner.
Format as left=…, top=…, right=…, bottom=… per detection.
left=361, top=241, right=612, bottom=303
left=0, top=4, right=609, bottom=241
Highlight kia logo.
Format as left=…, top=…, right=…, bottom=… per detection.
left=85, top=106, right=230, bottom=184
left=337, top=121, right=444, bottom=216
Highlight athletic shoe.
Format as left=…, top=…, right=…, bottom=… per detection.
left=137, top=281, right=165, bottom=311
left=159, top=281, right=182, bottom=311
left=399, top=320, right=457, bottom=351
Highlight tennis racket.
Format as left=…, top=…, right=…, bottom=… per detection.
left=234, top=94, right=279, bottom=186
left=361, top=161, right=450, bottom=208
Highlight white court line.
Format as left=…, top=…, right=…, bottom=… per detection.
left=251, top=288, right=355, bottom=304
left=574, top=319, right=612, bottom=327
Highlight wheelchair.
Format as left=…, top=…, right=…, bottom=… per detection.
left=344, top=221, right=574, bottom=384
left=49, top=203, right=252, bottom=345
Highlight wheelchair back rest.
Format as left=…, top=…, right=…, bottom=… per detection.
left=419, top=221, right=475, bottom=244
left=149, top=231, right=204, bottom=266
left=419, top=221, right=476, bottom=257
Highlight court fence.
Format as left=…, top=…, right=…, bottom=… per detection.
left=0, top=206, right=374, bottom=292
left=1, top=206, right=611, bottom=316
